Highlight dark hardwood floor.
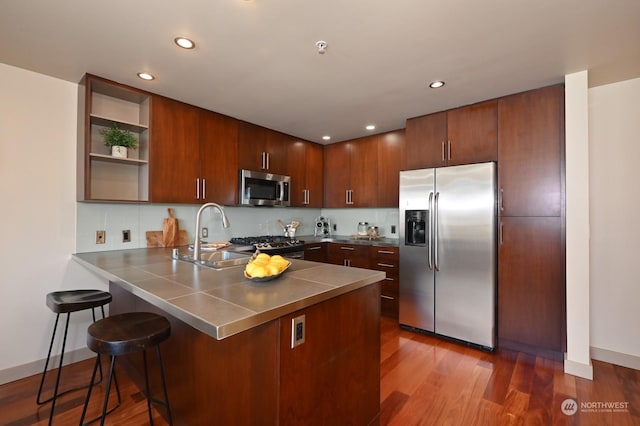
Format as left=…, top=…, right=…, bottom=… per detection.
left=1, top=317, right=639, bottom=425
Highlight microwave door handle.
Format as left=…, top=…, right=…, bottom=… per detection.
left=277, top=182, right=284, bottom=201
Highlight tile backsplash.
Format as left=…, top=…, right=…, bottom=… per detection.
left=76, top=204, right=399, bottom=253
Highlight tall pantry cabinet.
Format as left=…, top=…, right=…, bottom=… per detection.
left=497, top=84, right=565, bottom=358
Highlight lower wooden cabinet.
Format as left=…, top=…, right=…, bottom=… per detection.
left=326, top=243, right=370, bottom=268
left=304, top=242, right=327, bottom=263
left=498, top=216, right=565, bottom=357
left=369, top=246, right=399, bottom=318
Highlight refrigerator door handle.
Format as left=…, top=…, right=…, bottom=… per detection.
left=434, top=191, right=440, bottom=271
left=428, top=192, right=434, bottom=271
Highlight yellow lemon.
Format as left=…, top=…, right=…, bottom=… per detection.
left=245, top=262, right=257, bottom=276
left=251, top=258, right=268, bottom=266
left=270, top=255, right=286, bottom=264
left=251, top=265, right=269, bottom=278
left=255, top=253, right=271, bottom=262
left=266, top=263, right=281, bottom=276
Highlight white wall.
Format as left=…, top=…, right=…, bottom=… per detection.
left=589, top=77, right=640, bottom=368
left=0, top=63, right=109, bottom=384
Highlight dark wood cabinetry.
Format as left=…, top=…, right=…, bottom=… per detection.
left=323, top=135, right=378, bottom=207
left=498, top=217, right=565, bottom=356
left=288, top=139, right=324, bottom=207
left=404, top=100, right=497, bottom=170
left=150, top=97, right=238, bottom=204
left=369, top=246, right=399, bottom=318
left=497, top=84, right=565, bottom=357
left=326, top=243, right=370, bottom=268
left=237, top=122, right=288, bottom=175
left=377, top=130, right=405, bottom=207
left=304, top=242, right=327, bottom=263
left=498, top=85, right=564, bottom=217
left=149, top=96, right=200, bottom=203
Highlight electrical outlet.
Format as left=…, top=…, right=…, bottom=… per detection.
left=122, top=230, right=131, bottom=243
left=291, top=315, right=306, bottom=348
left=391, top=225, right=396, bottom=234
left=96, top=230, right=105, bottom=244
left=202, top=227, right=208, bottom=238
left=333, top=223, right=337, bottom=231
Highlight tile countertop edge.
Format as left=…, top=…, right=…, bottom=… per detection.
left=72, top=253, right=384, bottom=340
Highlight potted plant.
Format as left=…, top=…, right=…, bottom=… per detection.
left=100, top=123, right=138, bottom=158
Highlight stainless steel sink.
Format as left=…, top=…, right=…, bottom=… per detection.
left=176, top=250, right=251, bottom=269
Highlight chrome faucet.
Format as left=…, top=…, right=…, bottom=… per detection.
left=193, top=202, right=231, bottom=261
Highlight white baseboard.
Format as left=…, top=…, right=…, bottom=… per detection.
left=564, top=355, right=594, bottom=380
left=591, top=346, right=640, bottom=371
left=0, top=347, right=94, bottom=386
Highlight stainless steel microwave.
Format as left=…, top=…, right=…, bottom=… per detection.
left=239, top=169, right=290, bottom=206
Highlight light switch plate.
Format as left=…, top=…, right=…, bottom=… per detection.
left=291, top=315, right=306, bottom=348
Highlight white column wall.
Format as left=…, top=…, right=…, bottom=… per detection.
left=563, top=71, right=593, bottom=379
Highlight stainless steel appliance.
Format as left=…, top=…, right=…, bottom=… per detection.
left=239, top=169, right=290, bottom=206
left=399, top=162, right=496, bottom=350
left=229, top=236, right=305, bottom=259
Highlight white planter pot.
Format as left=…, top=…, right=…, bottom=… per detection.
left=111, top=146, right=128, bottom=158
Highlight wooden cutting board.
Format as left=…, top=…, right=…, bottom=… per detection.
left=162, top=208, right=179, bottom=247
left=146, top=230, right=188, bottom=248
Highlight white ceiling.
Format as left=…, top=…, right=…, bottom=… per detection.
left=1, top=0, right=639, bottom=144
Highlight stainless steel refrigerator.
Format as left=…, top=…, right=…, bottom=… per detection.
left=399, top=162, right=496, bottom=350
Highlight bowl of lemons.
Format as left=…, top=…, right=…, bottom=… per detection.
left=244, top=251, right=291, bottom=282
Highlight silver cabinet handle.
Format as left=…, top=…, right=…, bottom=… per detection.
left=202, top=178, right=206, bottom=200
left=307, top=246, right=321, bottom=251
left=499, top=222, right=504, bottom=245
left=428, top=192, right=434, bottom=271
left=441, top=142, right=446, bottom=162
left=377, top=250, right=395, bottom=255
left=434, top=191, right=440, bottom=271
left=377, top=263, right=395, bottom=268
left=196, top=178, right=200, bottom=199
left=266, top=152, right=270, bottom=170
left=381, top=295, right=394, bottom=300
left=345, top=190, right=349, bottom=205
left=447, top=140, right=451, bottom=161
left=499, top=188, right=504, bottom=212
left=340, top=246, right=355, bottom=251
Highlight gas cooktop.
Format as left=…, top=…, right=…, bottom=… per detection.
left=229, top=236, right=304, bottom=254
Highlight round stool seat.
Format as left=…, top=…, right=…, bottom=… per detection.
left=87, top=312, right=171, bottom=356
left=46, top=290, right=112, bottom=314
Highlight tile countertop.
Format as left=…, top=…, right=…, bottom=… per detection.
left=73, top=248, right=385, bottom=340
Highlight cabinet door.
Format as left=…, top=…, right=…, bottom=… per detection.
left=288, top=140, right=307, bottom=207
left=304, top=142, right=324, bottom=208
left=237, top=121, right=267, bottom=172
left=264, top=129, right=288, bottom=175
left=327, top=243, right=369, bottom=268
left=377, top=130, right=405, bottom=207
left=323, top=142, right=350, bottom=208
left=404, top=111, right=447, bottom=170
left=199, top=110, right=239, bottom=205
left=447, top=100, right=497, bottom=166
left=370, top=246, right=399, bottom=318
left=304, top=243, right=327, bottom=262
left=150, top=96, right=200, bottom=203
left=498, top=85, right=564, bottom=217
left=350, top=136, right=378, bottom=207
left=498, top=217, right=565, bottom=353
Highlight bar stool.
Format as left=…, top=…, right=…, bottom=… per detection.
left=80, top=312, right=173, bottom=426
left=37, top=289, right=112, bottom=425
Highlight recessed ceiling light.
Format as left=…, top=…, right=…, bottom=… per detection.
left=174, top=37, right=195, bottom=49
left=429, top=80, right=445, bottom=89
left=137, top=72, right=155, bottom=81
left=322, top=135, right=331, bottom=141
left=365, top=125, right=376, bottom=131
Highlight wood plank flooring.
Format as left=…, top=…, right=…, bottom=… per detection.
left=1, top=317, right=638, bottom=425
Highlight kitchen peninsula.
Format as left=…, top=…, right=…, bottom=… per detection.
left=73, top=247, right=384, bottom=425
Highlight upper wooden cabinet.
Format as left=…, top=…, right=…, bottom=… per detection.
left=324, top=136, right=378, bottom=208
left=78, top=74, right=151, bottom=202
left=498, top=85, right=564, bottom=217
left=237, top=122, right=287, bottom=175
left=198, top=110, right=239, bottom=205
left=288, top=139, right=324, bottom=207
left=377, top=130, right=405, bottom=207
left=404, top=100, right=497, bottom=170
left=150, top=97, right=238, bottom=205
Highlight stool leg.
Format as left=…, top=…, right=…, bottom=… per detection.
left=156, top=346, right=173, bottom=426
left=99, top=356, right=117, bottom=426
left=142, top=350, right=154, bottom=425
left=79, top=355, right=101, bottom=426
left=36, top=313, right=61, bottom=405
left=47, top=313, right=71, bottom=425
